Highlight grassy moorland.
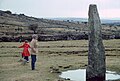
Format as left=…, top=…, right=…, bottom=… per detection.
left=0, top=39, right=120, bottom=81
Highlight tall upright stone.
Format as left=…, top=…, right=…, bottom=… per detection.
left=86, top=4, right=106, bottom=81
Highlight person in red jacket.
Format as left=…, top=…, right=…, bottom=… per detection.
left=19, top=40, right=30, bottom=63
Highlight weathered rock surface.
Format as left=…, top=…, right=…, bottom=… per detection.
left=86, top=4, right=106, bottom=81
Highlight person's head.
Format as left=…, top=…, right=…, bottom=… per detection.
left=32, top=34, right=38, bottom=40
left=24, top=40, right=28, bottom=43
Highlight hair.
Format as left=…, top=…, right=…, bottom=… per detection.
left=32, top=34, right=38, bottom=39
left=24, top=40, right=28, bottom=43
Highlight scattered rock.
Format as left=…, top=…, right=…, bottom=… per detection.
left=50, top=66, right=61, bottom=73
left=63, top=65, right=72, bottom=69
left=58, top=65, right=63, bottom=68
left=65, top=78, right=71, bottom=80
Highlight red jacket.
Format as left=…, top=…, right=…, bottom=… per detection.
left=19, top=43, right=30, bottom=56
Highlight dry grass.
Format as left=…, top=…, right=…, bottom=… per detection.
left=0, top=39, right=120, bottom=81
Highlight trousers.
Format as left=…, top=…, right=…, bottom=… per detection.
left=24, top=56, right=29, bottom=61
left=31, top=55, right=36, bottom=70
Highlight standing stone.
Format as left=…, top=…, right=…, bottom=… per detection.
left=86, top=4, right=106, bottom=81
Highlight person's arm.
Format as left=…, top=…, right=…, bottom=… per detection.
left=28, top=43, right=31, bottom=48
left=35, top=40, right=38, bottom=48
left=18, top=43, right=25, bottom=48
left=31, top=41, right=36, bottom=53
left=31, top=47, right=36, bottom=52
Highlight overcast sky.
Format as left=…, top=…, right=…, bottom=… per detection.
left=0, top=0, right=120, bottom=19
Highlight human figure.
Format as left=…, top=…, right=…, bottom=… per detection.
left=30, top=34, right=38, bottom=70
left=19, top=40, right=30, bottom=63
left=19, top=35, right=23, bottom=43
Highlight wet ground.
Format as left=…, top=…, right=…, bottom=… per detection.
left=60, top=69, right=120, bottom=81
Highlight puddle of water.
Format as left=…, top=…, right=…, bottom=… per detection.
left=59, top=69, right=120, bottom=81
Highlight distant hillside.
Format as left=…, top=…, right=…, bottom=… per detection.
left=51, top=18, right=87, bottom=22
left=0, top=10, right=88, bottom=41
left=0, top=10, right=120, bottom=42
left=50, top=17, right=120, bottom=24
